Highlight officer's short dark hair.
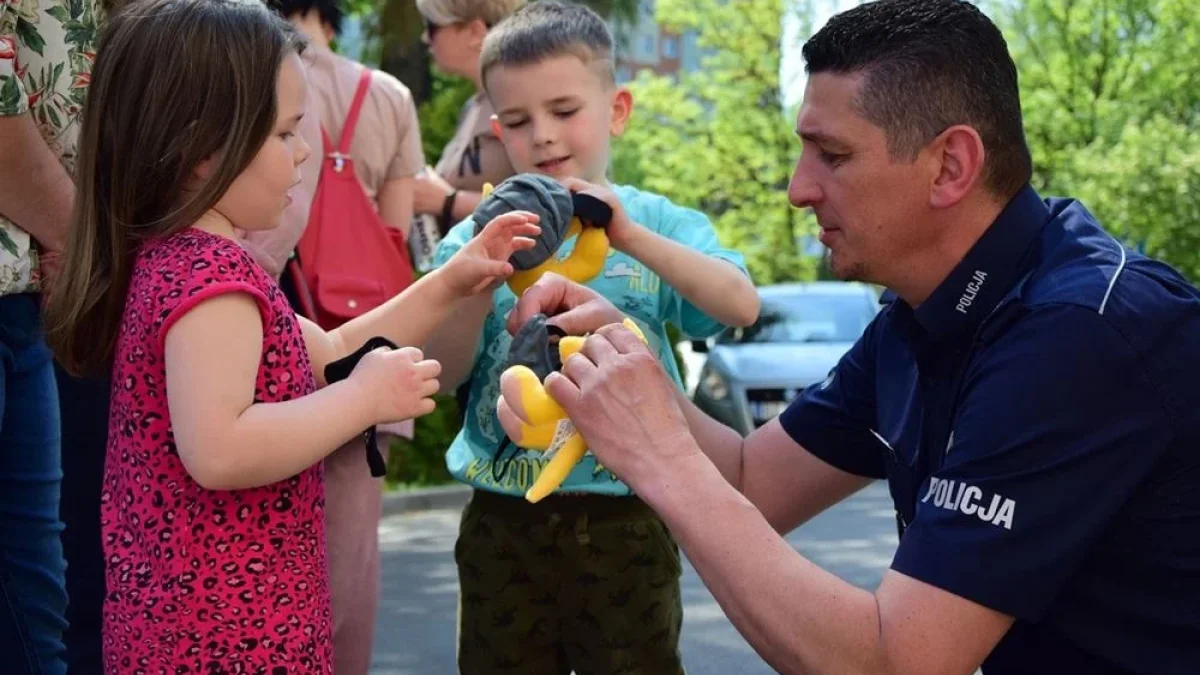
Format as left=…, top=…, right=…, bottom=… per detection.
left=802, top=0, right=1033, bottom=198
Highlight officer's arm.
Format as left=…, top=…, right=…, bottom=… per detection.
left=675, top=395, right=873, bottom=533
left=646, top=441, right=1013, bottom=675
left=648, top=304, right=1171, bottom=675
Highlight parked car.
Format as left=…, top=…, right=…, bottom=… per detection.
left=691, top=281, right=880, bottom=435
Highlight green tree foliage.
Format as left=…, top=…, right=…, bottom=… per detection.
left=612, top=0, right=818, bottom=285
left=995, top=0, right=1200, bottom=279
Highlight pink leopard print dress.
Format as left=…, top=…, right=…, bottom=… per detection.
left=102, top=228, right=333, bottom=674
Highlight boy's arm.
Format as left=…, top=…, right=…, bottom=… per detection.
left=621, top=226, right=759, bottom=328
left=562, top=179, right=759, bottom=331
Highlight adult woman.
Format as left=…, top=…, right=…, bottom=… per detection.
left=414, top=0, right=524, bottom=234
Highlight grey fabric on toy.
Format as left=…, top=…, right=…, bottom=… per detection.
left=505, top=313, right=568, bottom=381
left=472, top=174, right=575, bottom=271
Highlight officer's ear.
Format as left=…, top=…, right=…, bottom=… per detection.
left=928, top=124, right=986, bottom=210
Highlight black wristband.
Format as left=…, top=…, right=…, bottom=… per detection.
left=441, top=189, right=459, bottom=230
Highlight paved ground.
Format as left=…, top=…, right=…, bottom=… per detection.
left=370, top=482, right=899, bottom=674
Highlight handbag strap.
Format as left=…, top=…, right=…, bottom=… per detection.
left=339, top=68, right=373, bottom=155
left=320, top=68, right=374, bottom=161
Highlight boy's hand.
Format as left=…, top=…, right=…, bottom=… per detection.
left=350, top=346, right=442, bottom=424
left=507, top=272, right=624, bottom=336
left=442, top=211, right=541, bottom=296
left=560, top=177, right=638, bottom=251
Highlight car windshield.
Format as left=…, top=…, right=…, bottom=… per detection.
left=718, top=292, right=874, bottom=344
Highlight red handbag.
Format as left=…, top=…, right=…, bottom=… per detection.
left=295, top=68, right=415, bottom=330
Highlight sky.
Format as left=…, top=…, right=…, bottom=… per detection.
left=781, top=0, right=867, bottom=109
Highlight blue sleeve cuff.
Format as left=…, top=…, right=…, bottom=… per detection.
left=778, top=399, right=887, bottom=479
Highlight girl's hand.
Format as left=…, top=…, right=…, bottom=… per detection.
left=442, top=211, right=541, bottom=296
left=349, top=346, right=443, bottom=424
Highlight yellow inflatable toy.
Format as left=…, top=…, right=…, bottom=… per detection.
left=498, top=318, right=647, bottom=503
left=474, top=175, right=612, bottom=297
left=506, top=217, right=609, bottom=297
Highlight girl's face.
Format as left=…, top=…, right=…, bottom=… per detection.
left=210, top=51, right=310, bottom=233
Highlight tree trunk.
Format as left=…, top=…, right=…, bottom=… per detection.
left=376, top=0, right=433, bottom=105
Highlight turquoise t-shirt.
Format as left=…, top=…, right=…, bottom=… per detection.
left=433, top=184, right=748, bottom=497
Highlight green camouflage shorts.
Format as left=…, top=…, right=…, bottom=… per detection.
left=455, top=489, right=686, bottom=675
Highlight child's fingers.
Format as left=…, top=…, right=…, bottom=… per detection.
left=510, top=223, right=542, bottom=238
left=415, top=397, right=437, bottom=417
left=560, top=177, right=588, bottom=192
left=412, top=358, right=441, bottom=380
left=419, top=377, right=440, bottom=398
left=479, top=260, right=512, bottom=277
left=484, top=211, right=540, bottom=232
left=395, top=346, right=424, bottom=362
left=510, top=236, right=537, bottom=252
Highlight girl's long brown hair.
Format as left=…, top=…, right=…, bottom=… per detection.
left=45, top=0, right=305, bottom=376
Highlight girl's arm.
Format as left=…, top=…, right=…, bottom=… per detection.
left=166, top=292, right=439, bottom=491
left=302, top=211, right=540, bottom=381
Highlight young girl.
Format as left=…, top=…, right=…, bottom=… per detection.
left=43, top=0, right=538, bottom=671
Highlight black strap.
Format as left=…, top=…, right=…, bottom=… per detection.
left=545, top=323, right=569, bottom=371
left=323, top=336, right=398, bottom=478
left=571, top=192, right=613, bottom=227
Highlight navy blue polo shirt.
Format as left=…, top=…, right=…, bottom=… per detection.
left=780, top=185, right=1200, bottom=674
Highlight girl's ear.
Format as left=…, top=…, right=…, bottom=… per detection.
left=183, top=153, right=219, bottom=193
left=186, top=155, right=216, bottom=192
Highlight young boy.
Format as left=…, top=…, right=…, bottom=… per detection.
left=428, top=2, right=760, bottom=672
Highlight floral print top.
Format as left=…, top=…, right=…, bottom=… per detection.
left=0, top=0, right=100, bottom=295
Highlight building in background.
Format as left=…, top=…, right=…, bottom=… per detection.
left=610, top=0, right=702, bottom=83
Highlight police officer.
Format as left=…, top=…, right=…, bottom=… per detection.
left=501, top=1, right=1200, bottom=673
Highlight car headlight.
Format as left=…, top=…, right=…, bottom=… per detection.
left=699, top=365, right=729, bottom=401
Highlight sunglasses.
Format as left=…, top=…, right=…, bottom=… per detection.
left=422, top=16, right=446, bottom=39
left=422, top=17, right=491, bottom=40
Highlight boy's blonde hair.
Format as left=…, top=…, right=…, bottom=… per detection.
left=480, top=1, right=615, bottom=88
left=416, top=0, right=524, bottom=27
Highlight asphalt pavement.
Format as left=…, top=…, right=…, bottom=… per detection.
left=370, top=482, right=899, bottom=674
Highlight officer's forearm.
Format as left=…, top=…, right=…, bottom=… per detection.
left=642, top=453, right=889, bottom=675
left=673, top=387, right=746, bottom=488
